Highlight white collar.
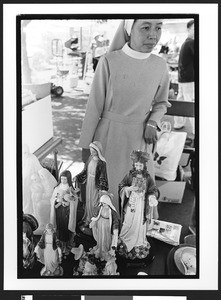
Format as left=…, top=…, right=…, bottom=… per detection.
left=122, top=43, right=151, bottom=59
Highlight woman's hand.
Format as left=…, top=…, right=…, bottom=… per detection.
left=144, top=120, right=158, bottom=145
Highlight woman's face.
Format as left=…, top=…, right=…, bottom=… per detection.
left=130, top=19, right=163, bottom=53
left=60, top=176, right=68, bottom=185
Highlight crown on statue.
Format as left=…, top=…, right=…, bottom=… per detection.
left=130, top=150, right=150, bottom=164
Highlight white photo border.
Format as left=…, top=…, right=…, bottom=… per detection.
left=3, top=3, right=218, bottom=291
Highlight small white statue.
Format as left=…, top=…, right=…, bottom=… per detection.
left=34, top=223, right=63, bottom=277
left=103, top=256, right=119, bottom=275
left=89, top=192, right=119, bottom=261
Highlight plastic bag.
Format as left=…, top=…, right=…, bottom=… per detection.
left=153, top=122, right=187, bottom=181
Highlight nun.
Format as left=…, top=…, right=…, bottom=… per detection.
left=79, top=19, right=171, bottom=213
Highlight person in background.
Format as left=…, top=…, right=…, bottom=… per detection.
left=79, top=19, right=171, bottom=213
left=158, top=43, right=169, bottom=61
left=90, top=32, right=106, bottom=72
left=174, top=19, right=195, bottom=137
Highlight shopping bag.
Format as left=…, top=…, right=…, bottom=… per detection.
left=153, top=122, right=187, bottom=181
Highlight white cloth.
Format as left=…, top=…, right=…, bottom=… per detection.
left=124, top=19, right=135, bottom=36
left=120, top=190, right=148, bottom=252
left=122, top=43, right=151, bottom=59
left=174, top=82, right=195, bottom=134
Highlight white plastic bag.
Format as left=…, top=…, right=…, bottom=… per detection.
left=153, top=122, right=187, bottom=181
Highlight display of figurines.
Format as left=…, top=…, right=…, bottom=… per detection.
left=89, top=192, right=119, bottom=261
left=72, top=244, right=99, bottom=276
left=117, top=150, right=159, bottom=260
left=23, top=213, right=39, bottom=269
left=74, top=141, right=108, bottom=234
left=50, top=170, right=80, bottom=258
left=34, top=223, right=63, bottom=276
left=72, top=246, right=105, bottom=276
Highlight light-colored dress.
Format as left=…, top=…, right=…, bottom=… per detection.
left=84, top=158, right=99, bottom=223
left=79, top=48, right=170, bottom=212
left=35, top=233, right=61, bottom=275
left=91, top=205, right=112, bottom=260
left=120, top=190, right=148, bottom=252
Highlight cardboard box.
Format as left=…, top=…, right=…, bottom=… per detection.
left=156, top=180, right=186, bottom=204
left=22, top=95, right=54, bottom=153
left=23, top=82, right=51, bottom=100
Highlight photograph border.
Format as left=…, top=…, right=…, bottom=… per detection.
left=2, top=1, right=219, bottom=295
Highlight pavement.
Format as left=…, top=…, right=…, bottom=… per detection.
left=49, top=79, right=88, bottom=176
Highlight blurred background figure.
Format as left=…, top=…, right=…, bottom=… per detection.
left=174, top=19, right=195, bottom=139
left=158, top=43, right=169, bottom=61
left=90, top=32, right=106, bottom=71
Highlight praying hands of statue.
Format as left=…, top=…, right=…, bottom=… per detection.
left=144, top=120, right=158, bottom=145
left=89, top=218, right=97, bottom=229
left=108, top=247, right=116, bottom=257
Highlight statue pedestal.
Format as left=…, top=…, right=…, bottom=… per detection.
left=116, top=250, right=155, bottom=270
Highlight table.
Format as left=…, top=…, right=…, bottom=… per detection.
left=34, top=136, right=62, bottom=180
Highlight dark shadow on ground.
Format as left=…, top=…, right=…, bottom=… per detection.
left=51, top=93, right=88, bottom=162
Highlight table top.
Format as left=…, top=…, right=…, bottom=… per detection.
left=34, top=136, right=62, bottom=161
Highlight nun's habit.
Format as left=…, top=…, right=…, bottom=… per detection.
left=79, top=19, right=170, bottom=212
